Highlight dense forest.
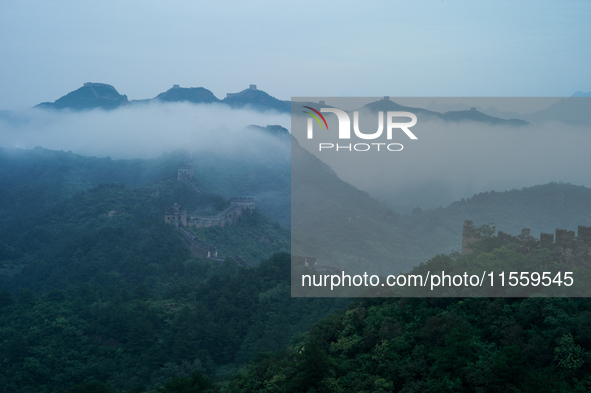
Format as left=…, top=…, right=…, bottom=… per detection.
left=229, top=236, right=591, bottom=392
left=0, top=145, right=341, bottom=392
left=0, top=253, right=346, bottom=392
left=228, top=297, right=591, bottom=392
left=2, top=144, right=591, bottom=391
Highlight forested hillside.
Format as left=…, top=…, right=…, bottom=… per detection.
left=3, top=143, right=591, bottom=391
left=0, top=144, right=343, bottom=392
left=229, top=296, right=591, bottom=392
left=0, top=131, right=291, bottom=229
left=400, top=182, right=591, bottom=257
left=0, top=179, right=289, bottom=293
left=0, top=253, right=345, bottom=393
left=230, top=238, right=591, bottom=392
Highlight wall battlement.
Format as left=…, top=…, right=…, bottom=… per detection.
left=177, top=226, right=218, bottom=259
left=187, top=198, right=255, bottom=228
left=177, top=165, right=202, bottom=193
left=462, top=220, right=591, bottom=265
left=170, top=165, right=254, bottom=228
left=165, top=200, right=255, bottom=229
left=165, top=166, right=255, bottom=263
left=226, top=84, right=257, bottom=99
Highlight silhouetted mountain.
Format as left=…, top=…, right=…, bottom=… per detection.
left=291, top=134, right=420, bottom=276
left=155, top=85, right=220, bottom=104
left=572, top=91, right=591, bottom=97
left=426, top=95, right=591, bottom=125
left=439, top=107, right=528, bottom=125
left=35, top=82, right=129, bottom=111
left=33, top=83, right=292, bottom=113
left=362, top=98, right=441, bottom=119
left=223, top=85, right=290, bottom=113
left=361, top=98, right=528, bottom=126
left=526, top=96, right=591, bottom=125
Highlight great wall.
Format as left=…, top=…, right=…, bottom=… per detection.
left=171, top=167, right=591, bottom=270
left=165, top=165, right=253, bottom=268
left=165, top=197, right=255, bottom=229
left=462, top=220, right=591, bottom=266
left=295, top=221, right=591, bottom=274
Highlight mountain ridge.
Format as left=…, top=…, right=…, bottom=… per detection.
left=34, top=83, right=291, bottom=113
left=35, top=82, right=129, bottom=110
left=30, top=83, right=587, bottom=125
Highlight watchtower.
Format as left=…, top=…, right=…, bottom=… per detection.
left=177, top=165, right=194, bottom=181
left=165, top=203, right=187, bottom=227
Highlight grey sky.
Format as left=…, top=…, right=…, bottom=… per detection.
left=1, top=0, right=590, bottom=111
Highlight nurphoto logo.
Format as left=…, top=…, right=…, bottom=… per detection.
left=303, top=106, right=418, bottom=152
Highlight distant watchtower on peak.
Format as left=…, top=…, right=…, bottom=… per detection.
left=177, top=165, right=194, bottom=181
left=226, top=84, right=258, bottom=99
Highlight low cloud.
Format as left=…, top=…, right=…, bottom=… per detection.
left=297, top=119, right=591, bottom=212
left=0, top=102, right=291, bottom=159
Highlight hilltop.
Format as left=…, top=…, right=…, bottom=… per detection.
left=31, top=83, right=589, bottom=127
left=154, top=85, right=220, bottom=104
left=33, top=83, right=291, bottom=113
left=361, top=97, right=528, bottom=126
left=0, top=141, right=342, bottom=392
left=35, top=82, right=129, bottom=110
left=222, top=84, right=290, bottom=112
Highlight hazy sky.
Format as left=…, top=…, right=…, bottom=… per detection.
left=1, top=0, right=590, bottom=110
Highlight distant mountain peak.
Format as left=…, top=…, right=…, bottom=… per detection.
left=82, top=81, right=116, bottom=90
left=223, top=85, right=290, bottom=113
left=34, top=82, right=291, bottom=113
left=155, top=85, right=219, bottom=104
left=361, top=98, right=528, bottom=126
left=225, top=84, right=259, bottom=99
left=572, top=91, right=591, bottom=97
left=35, top=82, right=128, bottom=111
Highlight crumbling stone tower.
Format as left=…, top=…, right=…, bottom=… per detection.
left=165, top=203, right=187, bottom=227
left=177, top=165, right=194, bottom=181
